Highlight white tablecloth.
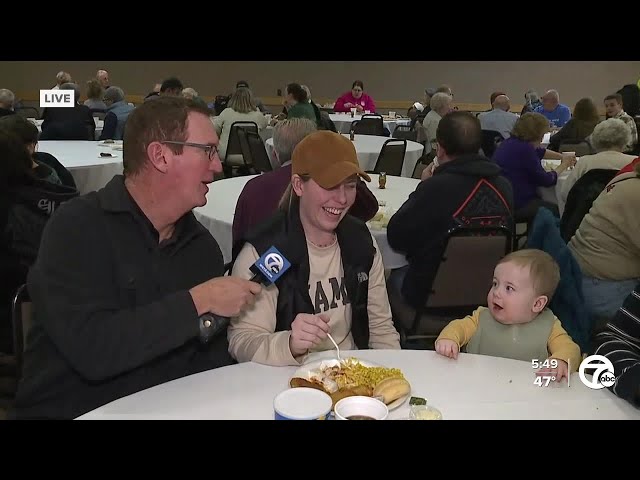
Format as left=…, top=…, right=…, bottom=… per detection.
left=329, top=113, right=411, bottom=136
left=76, top=349, right=640, bottom=420
left=193, top=173, right=416, bottom=268
left=38, top=140, right=123, bottom=194
left=537, top=159, right=571, bottom=216
left=265, top=134, right=423, bottom=178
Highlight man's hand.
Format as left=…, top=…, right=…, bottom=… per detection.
left=289, top=313, right=330, bottom=356
left=421, top=161, right=436, bottom=181
left=190, top=277, right=262, bottom=317
left=435, top=339, right=459, bottom=359
left=344, top=102, right=353, bottom=109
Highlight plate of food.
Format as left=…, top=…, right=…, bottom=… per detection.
left=289, top=357, right=411, bottom=411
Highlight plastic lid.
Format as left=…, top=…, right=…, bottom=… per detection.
left=274, top=388, right=332, bottom=420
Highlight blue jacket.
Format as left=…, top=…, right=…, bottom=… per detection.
left=100, top=101, right=134, bottom=140
left=527, top=207, right=591, bottom=353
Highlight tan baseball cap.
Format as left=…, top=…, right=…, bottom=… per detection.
left=291, top=130, right=371, bottom=189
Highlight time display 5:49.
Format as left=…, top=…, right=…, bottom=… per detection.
left=531, top=359, right=558, bottom=369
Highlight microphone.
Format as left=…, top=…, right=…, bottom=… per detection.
left=199, top=246, right=292, bottom=344
left=249, top=246, right=292, bottom=286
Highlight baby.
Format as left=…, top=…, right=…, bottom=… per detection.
left=435, top=249, right=581, bottom=382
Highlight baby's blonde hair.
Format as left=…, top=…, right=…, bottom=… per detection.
left=498, top=249, right=560, bottom=298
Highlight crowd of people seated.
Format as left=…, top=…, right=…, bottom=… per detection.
left=1, top=69, right=640, bottom=418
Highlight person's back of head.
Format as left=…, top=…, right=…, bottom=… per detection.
left=181, top=87, right=198, bottom=100
left=104, top=86, right=126, bottom=105
left=490, top=91, right=507, bottom=105
left=59, top=83, right=81, bottom=105
left=160, top=77, right=184, bottom=96
left=0, top=89, right=15, bottom=110
left=572, top=97, right=599, bottom=124
left=0, top=114, right=39, bottom=147
left=493, top=95, right=510, bottom=112
left=55, top=71, right=72, bottom=86
left=85, top=79, right=104, bottom=101
left=497, top=249, right=560, bottom=303
left=122, top=96, right=211, bottom=178
left=0, top=128, right=34, bottom=188
left=286, top=83, right=307, bottom=104
left=228, top=87, right=256, bottom=114
left=511, top=112, right=549, bottom=142
left=435, top=110, right=482, bottom=157
left=272, top=118, right=317, bottom=165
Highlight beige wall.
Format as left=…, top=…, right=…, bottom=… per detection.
left=1, top=61, right=638, bottom=107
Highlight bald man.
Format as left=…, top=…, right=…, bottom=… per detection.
left=97, top=70, right=110, bottom=89
left=534, top=89, right=571, bottom=128
left=478, top=94, right=519, bottom=139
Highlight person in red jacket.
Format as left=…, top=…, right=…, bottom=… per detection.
left=334, top=80, right=376, bottom=113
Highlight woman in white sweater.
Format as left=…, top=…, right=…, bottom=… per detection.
left=560, top=118, right=636, bottom=204
left=213, top=87, right=267, bottom=165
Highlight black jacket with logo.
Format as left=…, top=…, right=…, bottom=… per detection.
left=387, top=154, right=514, bottom=309
left=243, top=204, right=375, bottom=349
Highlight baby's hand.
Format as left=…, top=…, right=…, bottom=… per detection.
left=537, top=358, right=569, bottom=382
left=435, top=339, right=459, bottom=359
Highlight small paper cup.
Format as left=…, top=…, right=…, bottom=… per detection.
left=334, top=396, right=388, bottom=420
left=273, top=388, right=332, bottom=420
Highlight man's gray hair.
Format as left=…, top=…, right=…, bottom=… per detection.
left=591, top=118, right=632, bottom=151
left=104, top=86, right=126, bottom=104
left=430, top=92, right=452, bottom=112
left=0, top=89, right=15, bottom=108
left=56, top=71, right=72, bottom=84
left=273, top=118, right=317, bottom=164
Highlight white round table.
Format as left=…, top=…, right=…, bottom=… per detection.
left=193, top=173, right=416, bottom=268
left=76, top=349, right=640, bottom=420
left=265, top=134, right=423, bottom=179
left=38, top=141, right=123, bottom=194
left=329, top=113, right=410, bottom=136
left=537, top=159, right=571, bottom=216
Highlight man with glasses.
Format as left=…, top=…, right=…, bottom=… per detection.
left=11, top=97, right=261, bottom=419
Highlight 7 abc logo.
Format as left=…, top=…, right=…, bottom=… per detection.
left=578, top=355, right=616, bottom=390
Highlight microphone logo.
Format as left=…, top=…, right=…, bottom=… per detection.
left=264, top=253, right=284, bottom=274
left=255, top=246, right=291, bottom=284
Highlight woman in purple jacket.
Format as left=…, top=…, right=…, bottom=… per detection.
left=333, top=80, right=376, bottom=113
left=493, top=112, right=575, bottom=221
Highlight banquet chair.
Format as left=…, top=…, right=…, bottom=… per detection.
left=223, top=121, right=259, bottom=177
left=391, top=224, right=513, bottom=348
left=238, top=128, right=273, bottom=174
left=368, top=138, right=406, bottom=176
left=392, top=125, right=418, bottom=142
left=15, top=106, right=40, bottom=120
left=352, top=115, right=384, bottom=136
left=480, top=129, right=504, bottom=159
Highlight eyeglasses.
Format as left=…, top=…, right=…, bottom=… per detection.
left=161, top=141, right=218, bottom=161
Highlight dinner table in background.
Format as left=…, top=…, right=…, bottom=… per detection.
left=193, top=173, right=415, bottom=268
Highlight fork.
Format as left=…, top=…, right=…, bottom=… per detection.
left=326, top=333, right=341, bottom=362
